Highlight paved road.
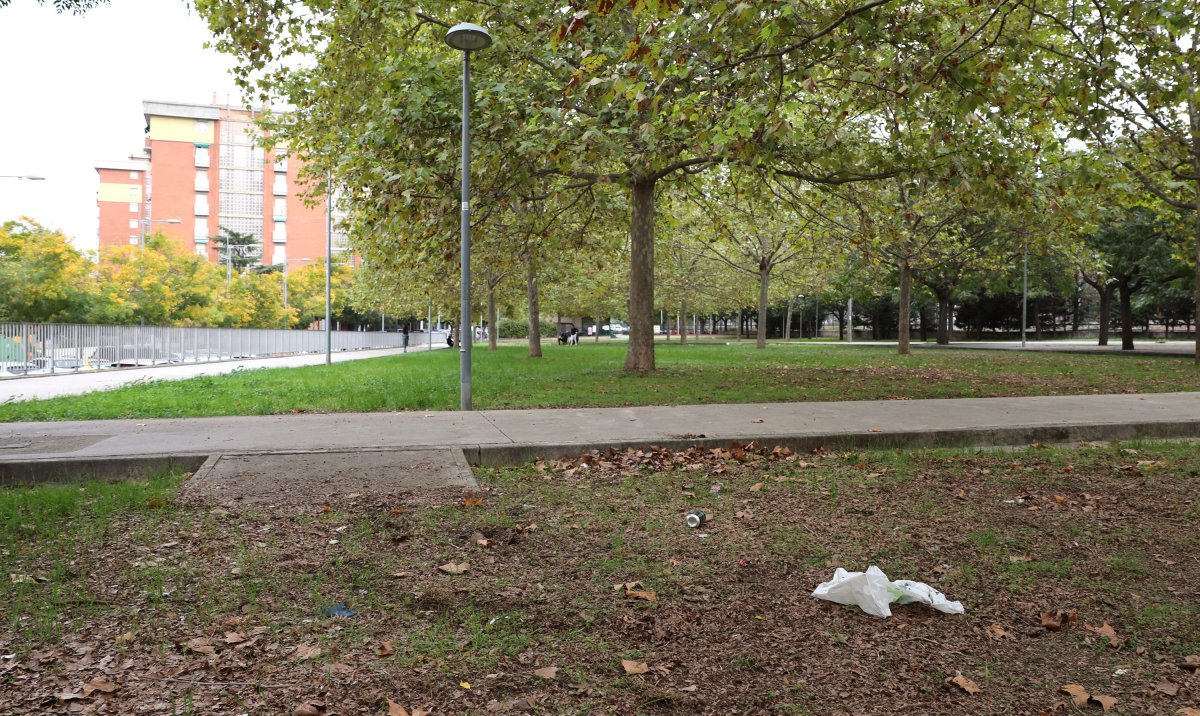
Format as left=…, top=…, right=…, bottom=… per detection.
left=0, top=341, right=448, bottom=403
left=3, top=392, right=1198, bottom=483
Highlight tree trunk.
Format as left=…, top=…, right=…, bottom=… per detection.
left=1096, top=284, right=1112, bottom=346
left=784, top=297, right=794, bottom=340
left=736, top=309, right=743, bottom=340
left=679, top=300, right=688, bottom=346
left=624, top=176, right=656, bottom=372
left=487, top=283, right=498, bottom=351
left=1119, top=281, right=1135, bottom=350
left=524, top=250, right=542, bottom=358
left=918, top=304, right=929, bottom=342
left=897, top=261, right=912, bottom=355
left=756, top=266, right=769, bottom=349
left=937, top=294, right=952, bottom=345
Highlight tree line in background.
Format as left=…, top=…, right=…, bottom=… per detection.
left=0, top=219, right=362, bottom=329
left=192, top=0, right=1198, bottom=367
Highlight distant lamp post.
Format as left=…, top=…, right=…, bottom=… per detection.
left=444, top=21, right=492, bottom=412
left=140, top=218, right=181, bottom=248
left=0, top=175, right=45, bottom=180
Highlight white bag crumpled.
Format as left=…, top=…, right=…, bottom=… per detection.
left=811, top=565, right=964, bottom=618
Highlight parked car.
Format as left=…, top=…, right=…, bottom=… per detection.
left=600, top=323, right=629, bottom=336
left=0, top=361, right=37, bottom=376
left=30, top=357, right=91, bottom=372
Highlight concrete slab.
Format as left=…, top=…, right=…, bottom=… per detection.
left=182, top=448, right=478, bottom=504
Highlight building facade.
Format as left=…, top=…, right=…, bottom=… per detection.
left=96, top=100, right=348, bottom=271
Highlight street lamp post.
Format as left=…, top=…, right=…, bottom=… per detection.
left=140, top=218, right=181, bottom=248
left=445, top=21, right=492, bottom=412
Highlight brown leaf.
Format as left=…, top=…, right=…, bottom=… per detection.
left=1155, top=680, right=1179, bottom=697
left=1091, top=695, right=1118, bottom=712
left=1008, top=555, right=1034, bottom=563
left=54, top=692, right=85, bottom=702
left=115, top=631, right=135, bottom=645
left=947, top=674, right=981, bottom=695
left=224, top=631, right=246, bottom=644
left=376, top=639, right=395, bottom=657
left=293, top=644, right=321, bottom=661
left=1040, top=613, right=1063, bottom=632
left=186, top=637, right=216, bottom=655
left=462, top=490, right=484, bottom=507
left=986, top=624, right=1010, bottom=640
left=626, top=589, right=657, bottom=602
left=438, top=561, right=470, bottom=575
left=748, top=482, right=764, bottom=492
left=386, top=700, right=409, bottom=716
left=533, top=666, right=559, bottom=680
left=82, top=677, right=120, bottom=696
left=1177, top=655, right=1200, bottom=672
left=750, top=418, right=764, bottom=424
left=1176, top=708, right=1200, bottom=716
left=1084, top=622, right=1120, bottom=647
left=622, top=659, right=650, bottom=675
left=1061, top=684, right=1089, bottom=707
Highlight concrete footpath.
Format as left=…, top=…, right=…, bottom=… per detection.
left=2, top=391, right=1199, bottom=485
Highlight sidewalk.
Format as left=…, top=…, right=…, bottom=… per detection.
left=3, top=391, right=1199, bottom=483
left=0, top=342, right=446, bottom=403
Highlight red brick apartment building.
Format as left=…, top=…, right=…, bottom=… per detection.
left=96, top=100, right=348, bottom=270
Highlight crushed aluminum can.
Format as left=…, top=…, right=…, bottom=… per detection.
left=685, top=510, right=707, bottom=528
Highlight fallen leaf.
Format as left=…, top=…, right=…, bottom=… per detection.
left=750, top=418, right=764, bottom=423
left=115, top=631, right=135, bottom=645
left=460, top=681, right=472, bottom=689
left=346, top=492, right=362, bottom=499
left=626, top=589, right=657, bottom=602
left=1155, top=680, right=1179, bottom=697
left=387, top=699, right=409, bottom=716
left=292, top=704, right=320, bottom=716
left=54, top=692, right=85, bottom=702
left=986, top=624, right=1010, bottom=640
left=1176, top=708, right=1200, bottom=716
left=868, top=428, right=881, bottom=432
left=376, top=640, right=395, bottom=657
left=749, top=482, right=764, bottom=492
left=438, top=561, right=470, bottom=575
left=533, top=666, right=559, bottom=680
left=1061, top=684, right=1089, bottom=707
left=947, top=674, right=981, bottom=695
left=224, top=631, right=246, bottom=644
left=1041, top=613, right=1063, bottom=631
left=462, top=490, right=484, bottom=507
left=1084, top=622, right=1120, bottom=647
left=1092, top=694, right=1118, bottom=712
left=82, top=677, right=120, bottom=696
left=622, top=659, right=649, bottom=675
left=186, top=637, right=216, bottom=655
left=1009, top=555, right=1034, bottom=563
left=293, top=644, right=321, bottom=661
left=1177, top=655, right=1199, bottom=672
left=9, top=573, right=36, bottom=585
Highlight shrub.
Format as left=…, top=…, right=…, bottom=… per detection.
left=497, top=318, right=557, bottom=339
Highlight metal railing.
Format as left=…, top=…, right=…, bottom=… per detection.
left=0, top=322, right=446, bottom=379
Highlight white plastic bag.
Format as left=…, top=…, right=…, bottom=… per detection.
left=811, top=565, right=964, bottom=618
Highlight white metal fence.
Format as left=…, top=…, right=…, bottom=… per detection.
left=0, top=323, right=439, bottom=378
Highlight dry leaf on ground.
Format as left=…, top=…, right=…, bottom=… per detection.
left=622, top=659, right=650, bottom=675
left=1061, top=684, right=1089, bottom=707
left=1084, top=622, right=1120, bottom=647
left=1092, top=694, right=1118, bottom=712
left=387, top=699, right=409, bottom=716
left=1176, top=708, right=1200, bottom=716
left=82, top=677, right=120, bottom=696
left=987, top=624, right=1010, bottom=640
left=438, top=561, right=470, bottom=575
left=1155, top=680, right=1179, bottom=697
left=376, top=639, right=395, bottom=657
left=533, top=666, right=559, bottom=680
left=293, top=644, right=321, bottom=661
left=947, top=674, right=981, bottom=695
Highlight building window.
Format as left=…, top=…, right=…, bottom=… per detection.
left=273, top=223, right=287, bottom=243
left=128, top=219, right=139, bottom=229
left=194, top=218, right=208, bottom=240
left=195, top=169, right=210, bottom=192
left=130, top=170, right=139, bottom=179
left=129, top=202, right=139, bottom=213
left=273, top=201, right=286, bottom=220
left=195, top=120, right=211, bottom=133
left=195, top=195, right=209, bottom=215
left=195, top=244, right=208, bottom=257
left=273, top=155, right=288, bottom=172
left=273, top=175, right=287, bottom=196
left=128, top=236, right=138, bottom=245
left=274, top=245, right=286, bottom=265
left=219, top=168, right=263, bottom=192
left=194, top=146, right=210, bottom=168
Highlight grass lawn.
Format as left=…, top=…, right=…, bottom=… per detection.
left=3, top=343, right=1200, bottom=422
left=2, top=442, right=1198, bottom=714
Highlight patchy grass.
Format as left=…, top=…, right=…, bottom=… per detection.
left=3, top=343, right=1200, bottom=421
left=2, top=443, right=1199, bottom=714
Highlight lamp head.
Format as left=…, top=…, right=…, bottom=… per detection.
left=445, top=22, right=492, bottom=51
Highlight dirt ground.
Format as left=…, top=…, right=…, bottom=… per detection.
left=2, top=441, right=1199, bottom=715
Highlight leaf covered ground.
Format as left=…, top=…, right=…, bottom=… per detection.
left=2, top=442, right=1199, bottom=715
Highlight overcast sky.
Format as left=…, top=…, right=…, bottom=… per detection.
left=0, top=0, right=242, bottom=253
